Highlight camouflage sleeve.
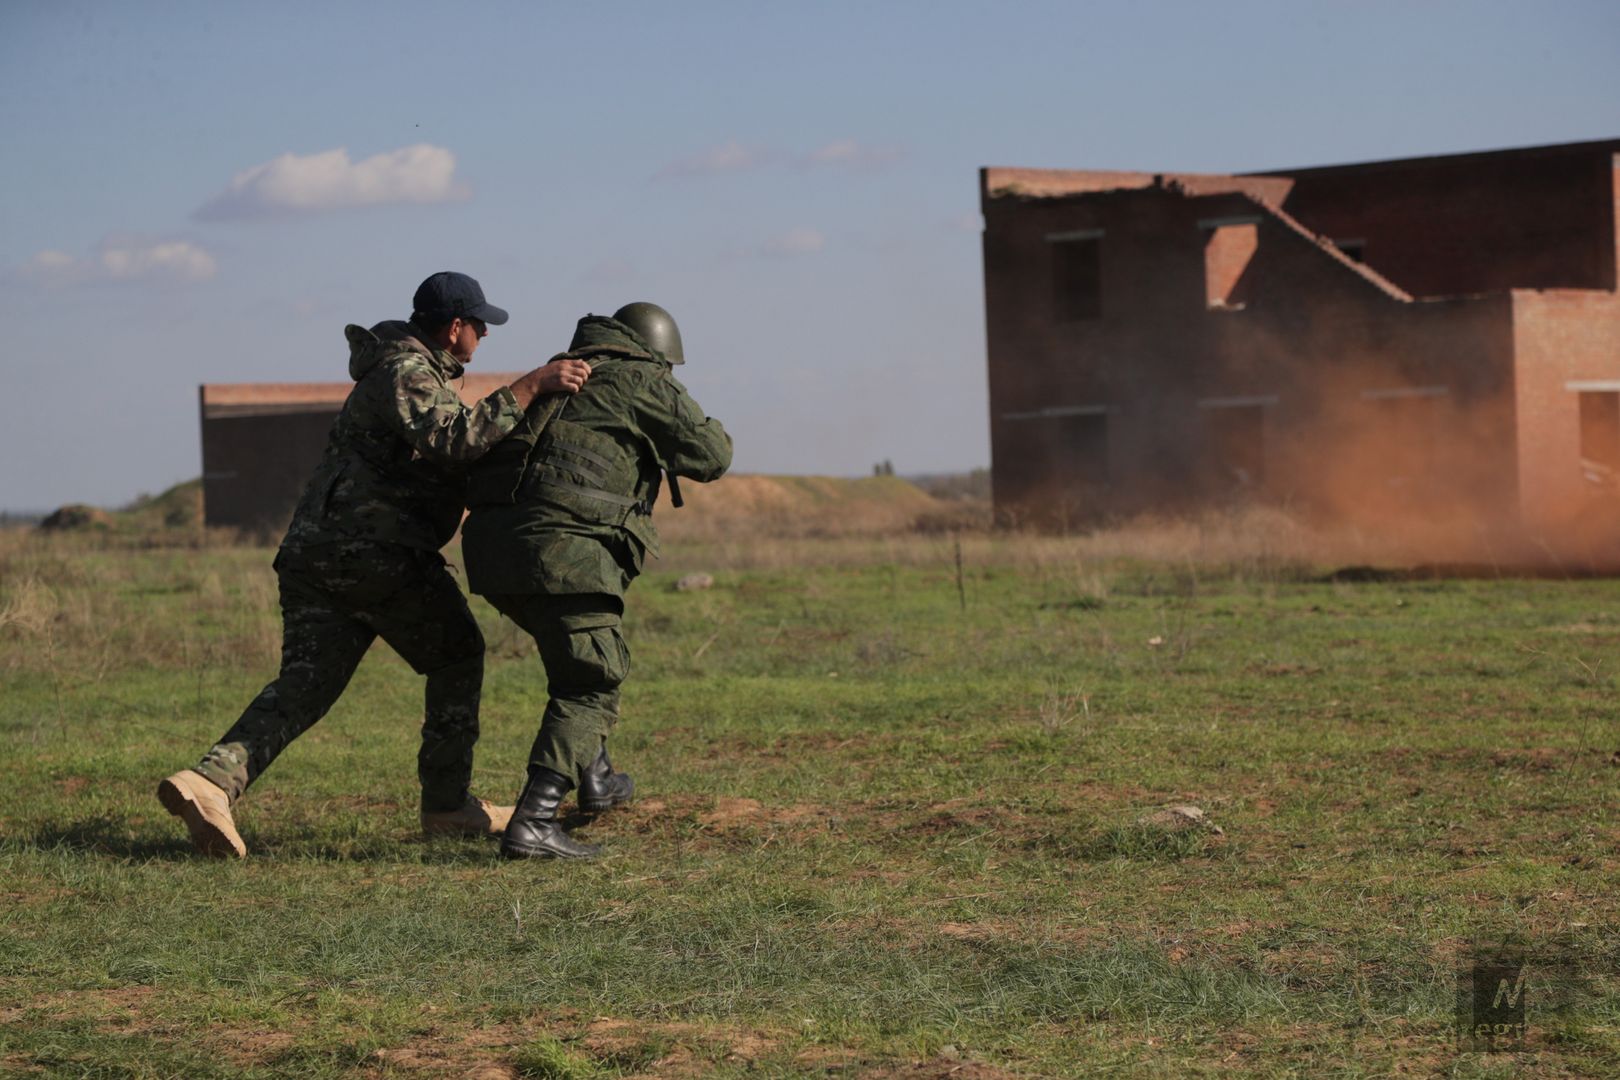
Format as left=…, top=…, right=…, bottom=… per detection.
left=639, top=373, right=733, bottom=482
left=383, top=358, right=525, bottom=465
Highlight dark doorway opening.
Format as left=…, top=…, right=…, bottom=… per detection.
left=995, top=410, right=1109, bottom=527
left=1207, top=405, right=1265, bottom=487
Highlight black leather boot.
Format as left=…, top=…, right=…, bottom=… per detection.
left=500, top=767, right=602, bottom=860
left=578, top=745, right=635, bottom=814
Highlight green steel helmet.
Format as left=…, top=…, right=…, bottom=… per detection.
left=612, top=301, right=683, bottom=365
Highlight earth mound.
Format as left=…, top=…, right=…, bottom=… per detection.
left=123, top=479, right=204, bottom=530
left=655, top=474, right=984, bottom=539
left=35, top=480, right=204, bottom=536
left=38, top=504, right=115, bottom=531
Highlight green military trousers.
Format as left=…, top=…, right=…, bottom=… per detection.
left=193, top=541, right=485, bottom=812
left=481, top=592, right=629, bottom=785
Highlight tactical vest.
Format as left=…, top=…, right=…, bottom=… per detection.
left=465, top=400, right=664, bottom=552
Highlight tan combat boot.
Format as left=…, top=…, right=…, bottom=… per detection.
left=157, top=770, right=246, bottom=858
left=421, top=794, right=513, bottom=837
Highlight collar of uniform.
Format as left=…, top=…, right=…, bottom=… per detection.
left=567, top=315, right=662, bottom=363
left=405, top=320, right=465, bottom=381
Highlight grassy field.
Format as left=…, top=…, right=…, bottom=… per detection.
left=1, top=518, right=1617, bottom=1078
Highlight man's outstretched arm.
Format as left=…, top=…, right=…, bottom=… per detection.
left=389, top=357, right=593, bottom=465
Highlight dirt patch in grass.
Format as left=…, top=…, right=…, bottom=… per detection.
left=1, top=985, right=162, bottom=1026
left=856, top=1056, right=1019, bottom=1079
left=771, top=625, right=853, bottom=646
left=596, top=795, right=844, bottom=841
left=877, top=797, right=1085, bottom=842
left=580, top=1016, right=657, bottom=1051
left=170, top=1015, right=793, bottom=1077
left=695, top=796, right=831, bottom=830
left=211, top=1029, right=297, bottom=1068
left=620, top=788, right=1174, bottom=848
left=1536, top=620, right=1620, bottom=638
left=1247, top=662, right=1323, bottom=678
left=593, top=795, right=681, bottom=834
left=1370, top=745, right=1579, bottom=776
left=1489, top=747, right=1566, bottom=772
left=583, top=1015, right=784, bottom=1072
left=933, top=920, right=1024, bottom=944
left=1246, top=797, right=1282, bottom=819
left=84, top=986, right=163, bottom=1022
left=1, top=886, right=74, bottom=908
left=370, top=1043, right=515, bottom=1078
left=903, top=802, right=1006, bottom=836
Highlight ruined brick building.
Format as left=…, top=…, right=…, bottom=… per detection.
left=980, top=139, right=1620, bottom=530
left=199, top=374, right=523, bottom=531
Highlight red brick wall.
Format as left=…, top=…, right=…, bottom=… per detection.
left=1511, top=288, right=1620, bottom=529
left=201, top=410, right=340, bottom=533
left=982, top=186, right=1521, bottom=525
left=1270, top=144, right=1617, bottom=298
left=199, top=373, right=528, bottom=531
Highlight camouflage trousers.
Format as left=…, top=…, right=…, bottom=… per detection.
left=482, top=592, right=628, bottom=786
left=194, top=541, right=484, bottom=812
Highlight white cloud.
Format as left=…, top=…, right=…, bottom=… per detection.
left=803, top=139, right=904, bottom=170
left=17, top=237, right=217, bottom=286
left=654, top=139, right=772, bottom=180
left=195, top=144, right=467, bottom=220
left=25, top=250, right=76, bottom=274
left=760, top=227, right=826, bottom=258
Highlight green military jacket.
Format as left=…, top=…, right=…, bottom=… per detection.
left=461, top=316, right=732, bottom=597
left=280, top=320, right=525, bottom=554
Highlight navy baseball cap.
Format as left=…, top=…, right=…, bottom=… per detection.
left=412, top=271, right=509, bottom=326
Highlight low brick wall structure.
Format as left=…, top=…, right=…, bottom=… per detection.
left=199, top=374, right=525, bottom=532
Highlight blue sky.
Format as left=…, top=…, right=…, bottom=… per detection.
left=2, top=0, right=1616, bottom=510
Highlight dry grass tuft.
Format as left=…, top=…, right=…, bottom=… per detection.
left=0, top=577, right=58, bottom=636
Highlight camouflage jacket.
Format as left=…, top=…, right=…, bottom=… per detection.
left=461, top=315, right=731, bottom=597
left=280, top=320, right=525, bottom=553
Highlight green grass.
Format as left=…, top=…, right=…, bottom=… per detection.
left=0, top=529, right=1616, bottom=1077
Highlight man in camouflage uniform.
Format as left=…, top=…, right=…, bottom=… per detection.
left=461, top=302, right=731, bottom=858
left=158, top=272, right=591, bottom=858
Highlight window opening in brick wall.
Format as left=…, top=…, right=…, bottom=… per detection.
left=991, top=404, right=1108, bottom=501
left=997, top=405, right=1110, bottom=524
left=1200, top=217, right=1259, bottom=310
left=1049, top=232, right=1102, bottom=321
left=1579, top=391, right=1620, bottom=483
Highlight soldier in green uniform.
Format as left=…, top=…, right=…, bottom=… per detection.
left=461, top=302, right=731, bottom=859
left=158, top=272, right=592, bottom=858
